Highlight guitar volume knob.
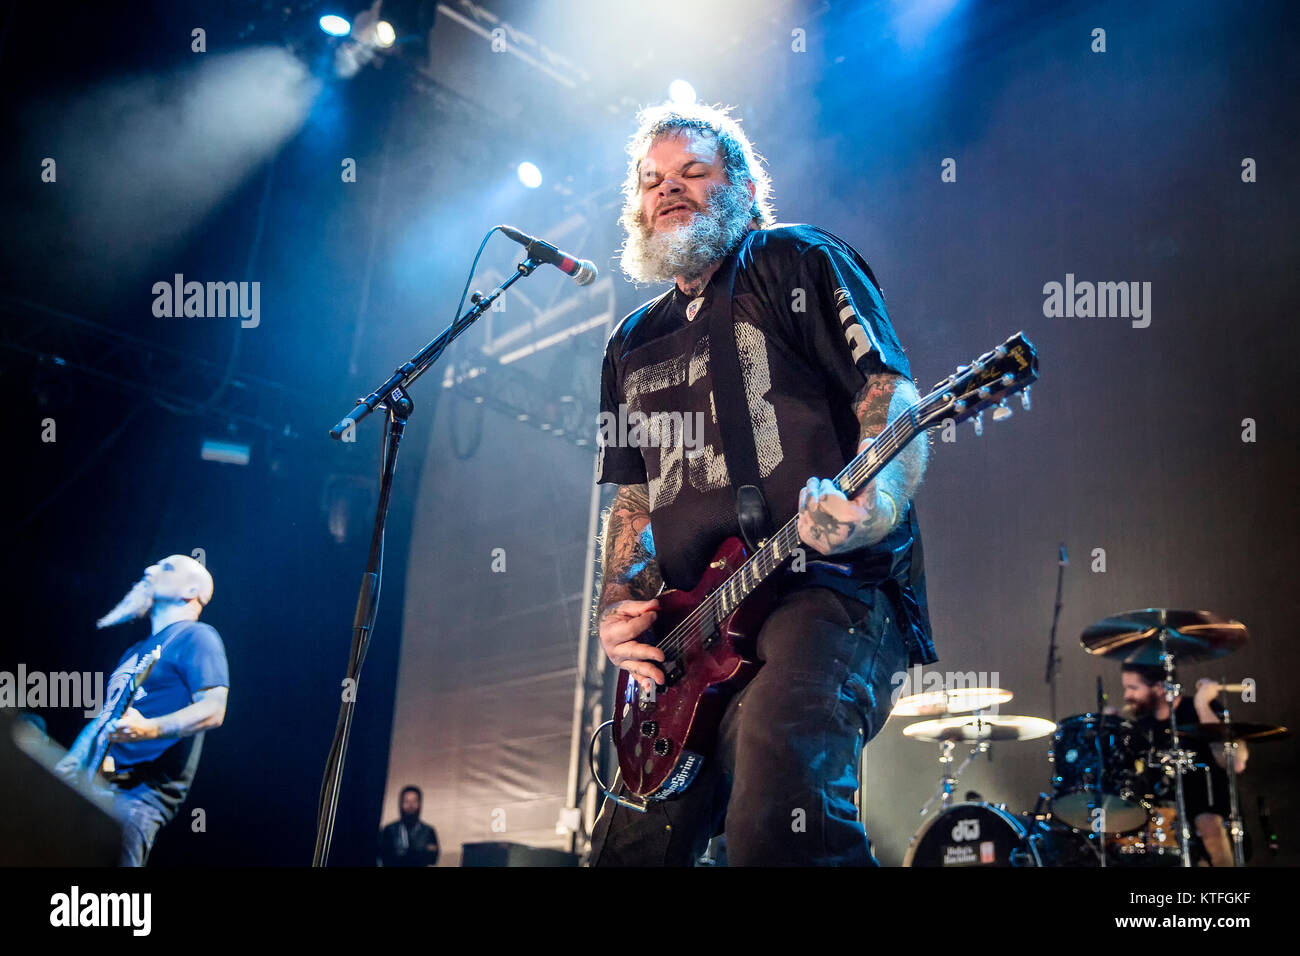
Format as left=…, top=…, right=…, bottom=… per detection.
left=653, top=738, right=672, bottom=757
left=640, top=720, right=658, bottom=738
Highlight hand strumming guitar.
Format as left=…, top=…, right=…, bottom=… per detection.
left=599, top=599, right=663, bottom=695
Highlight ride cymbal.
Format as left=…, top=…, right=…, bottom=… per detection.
left=1174, top=722, right=1289, bottom=743
left=1081, top=609, right=1247, bottom=664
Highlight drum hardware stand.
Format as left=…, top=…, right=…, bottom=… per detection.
left=918, top=733, right=990, bottom=817
left=1155, top=618, right=1195, bottom=868
left=1044, top=544, right=1067, bottom=723
left=1217, top=688, right=1247, bottom=867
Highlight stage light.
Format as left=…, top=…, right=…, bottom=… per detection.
left=375, top=20, right=396, bottom=47
left=200, top=439, right=251, bottom=466
left=517, top=161, right=543, bottom=189
left=668, top=79, right=696, bottom=105
left=319, top=14, right=351, bottom=37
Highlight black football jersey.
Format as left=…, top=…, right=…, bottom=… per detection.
left=597, top=224, right=935, bottom=665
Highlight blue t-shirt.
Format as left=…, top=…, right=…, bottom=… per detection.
left=102, top=620, right=229, bottom=809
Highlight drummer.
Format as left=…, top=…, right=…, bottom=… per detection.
left=1120, top=663, right=1248, bottom=867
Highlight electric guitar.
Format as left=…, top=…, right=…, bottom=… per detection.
left=612, top=332, right=1039, bottom=800
left=79, top=646, right=161, bottom=785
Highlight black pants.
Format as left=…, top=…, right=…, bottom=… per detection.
left=589, top=585, right=909, bottom=866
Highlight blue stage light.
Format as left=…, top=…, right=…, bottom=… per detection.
left=319, top=14, right=351, bottom=37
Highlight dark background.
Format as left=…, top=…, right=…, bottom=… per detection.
left=3, top=0, right=1297, bottom=866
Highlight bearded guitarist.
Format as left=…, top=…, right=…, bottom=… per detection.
left=54, top=554, right=229, bottom=866
left=589, top=104, right=935, bottom=866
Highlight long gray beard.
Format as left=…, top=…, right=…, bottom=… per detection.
left=96, top=580, right=153, bottom=629
left=620, top=181, right=754, bottom=285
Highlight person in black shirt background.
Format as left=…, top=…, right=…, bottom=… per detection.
left=1122, top=662, right=1249, bottom=866
left=589, top=102, right=931, bottom=866
left=378, top=785, right=439, bottom=867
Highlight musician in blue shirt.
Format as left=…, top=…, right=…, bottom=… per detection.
left=56, top=554, right=229, bottom=866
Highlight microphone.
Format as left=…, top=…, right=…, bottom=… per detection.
left=1097, top=675, right=1107, bottom=714
left=498, top=225, right=598, bottom=286
left=1059, top=544, right=1068, bottom=566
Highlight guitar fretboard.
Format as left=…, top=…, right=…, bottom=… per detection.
left=669, top=395, right=934, bottom=648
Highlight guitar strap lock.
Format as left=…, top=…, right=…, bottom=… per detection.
left=735, top=484, right=772, bottom=554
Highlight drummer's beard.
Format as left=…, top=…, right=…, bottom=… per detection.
left=96, top=580, right=154, bottom=629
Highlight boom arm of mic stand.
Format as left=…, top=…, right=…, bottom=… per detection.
left=329, top=257, right=539, bottom=440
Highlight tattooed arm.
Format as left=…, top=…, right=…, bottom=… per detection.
left=596, top=483, right=666, bottom=693
left=797, top=372, right=929, bottom=555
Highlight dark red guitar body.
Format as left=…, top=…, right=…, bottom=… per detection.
left=613, top=536, right=773, bottom=800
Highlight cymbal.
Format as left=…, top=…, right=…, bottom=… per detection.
left=903, top=715, right=1057, bottom=743
left=1174, top=722, right=1289, bottom=743
left=1081, top=609, right=1248, bottom=664
left=892, top=687, right=1014, bottom=717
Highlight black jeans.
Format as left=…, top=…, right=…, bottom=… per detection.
left=108, top=780, right=173, bottom=867
left=589, top=585, right=909, bottom=866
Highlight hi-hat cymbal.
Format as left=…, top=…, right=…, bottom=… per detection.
left=903, top=715, right=1057, bottom=743
left=892, top=687, right=1014, bottom=717
left=1174, top=722, right=1289, bottom=743
left=1081, top=609, right=1248, bottom=664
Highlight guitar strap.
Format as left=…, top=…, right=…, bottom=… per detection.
left=706, top=232, right=773, bottom=552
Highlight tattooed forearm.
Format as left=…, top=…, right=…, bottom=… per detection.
left=851, top=373, right=929, bottom=523
left=597, top=482, right=663, bottom=617
left=853, top=376, right=895, bottom=441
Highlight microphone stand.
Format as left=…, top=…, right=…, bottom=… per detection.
left=312, top=254, right=543, bottom=866
left=1044, top=545, right=1067, bottom=723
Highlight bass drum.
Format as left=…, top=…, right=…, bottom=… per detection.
left=904, top=803, right=1094, bottom=867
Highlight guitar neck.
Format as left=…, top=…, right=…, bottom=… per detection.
left=710, top=405, right=924, bottom=620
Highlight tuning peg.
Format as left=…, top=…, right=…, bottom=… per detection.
left=992, top=400, right=1013, bottom=422
left=1020, top=387, right=1032, bottom=411
left=972, top=411, right=984, bottom=436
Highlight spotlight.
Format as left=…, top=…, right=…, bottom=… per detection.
left=319, top=14, right=351, bottom=37
left=668, top=79, right=696, bottom=105
left=200, top=439, right=251, bottom=466
left=517, top=161, right=542, bottom=189
left=375, top=20, right=396, bottom=47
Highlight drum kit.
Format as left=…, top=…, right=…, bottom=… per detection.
left=900, top=608, right=1288, bottom=867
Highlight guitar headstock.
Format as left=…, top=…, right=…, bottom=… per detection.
left=918, top=332, right=1038, bottom=434
left=132, top=646, right=162, bottom=690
